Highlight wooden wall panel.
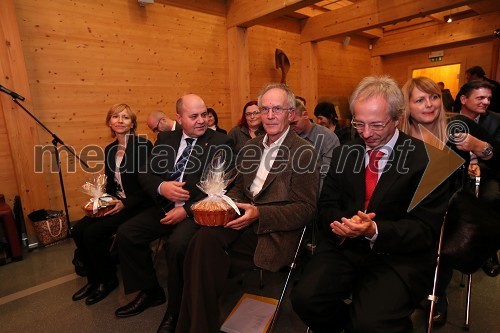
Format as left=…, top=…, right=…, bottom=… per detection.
left=15, top=0, right=372, bottom=221
left=245, top=27, right=372, bottom=120
left=1, top=0, right=52, bottom=242
left=317, top=37, right=372, bottom=119
left=0, top=110, right=18, bottom=208
left=381, top=40, right=495, bottom=88
left=13, top=0, right=230, bottom=220
left=247, top=25, right=302, bottom=101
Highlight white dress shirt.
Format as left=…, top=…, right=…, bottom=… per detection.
left=249, top=127, right=290, bottom=197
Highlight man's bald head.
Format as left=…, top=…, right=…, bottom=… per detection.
left=147, top=110, right=175, bottom=133
left=175, top=94, right=208, bottom=138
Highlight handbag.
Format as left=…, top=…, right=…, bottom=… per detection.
left=30, top=211, right=68, bottom=246
left=441, top=180, right=500, bottom=274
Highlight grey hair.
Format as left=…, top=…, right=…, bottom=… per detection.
left=349, top=76, right=404, bottom=120
left=257, top=83, right=296, bottom=110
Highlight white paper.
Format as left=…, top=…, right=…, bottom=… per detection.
left=221, top=296, right=278, bottom=333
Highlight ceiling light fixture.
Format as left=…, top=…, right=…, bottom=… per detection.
left=446, top=10, right=452, bottom=23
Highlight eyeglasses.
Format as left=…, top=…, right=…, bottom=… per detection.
left=259, top=105, right=293, bottom=115
left=152, top=118, right=163, bottom=133
left=245, top=111, right=261, bottom=117
left=351, top=118, right=392, bottom=131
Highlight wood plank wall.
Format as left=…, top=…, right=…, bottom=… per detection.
left=382, top=40, right=495, bottom=88
left=317, top=37, right=372, bottom=119
left=9, top=0, right=230, bottom=223
left=0, top=110, right=18, bottom=207
left=2, top=0, right=497, bottom=234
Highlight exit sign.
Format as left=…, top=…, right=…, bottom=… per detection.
left=429, top=50, right=444, bottom=62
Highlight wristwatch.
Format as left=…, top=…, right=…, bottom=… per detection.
left=481, top=143, right=493, bottom=158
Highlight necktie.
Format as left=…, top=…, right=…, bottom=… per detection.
left=171, top=138, right=195, bottom=181
left=364, top=149, right=384, bottom=210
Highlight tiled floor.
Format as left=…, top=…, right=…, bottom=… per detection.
left=0, top=239, right=498, bottom=332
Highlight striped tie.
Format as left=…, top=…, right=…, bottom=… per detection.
left=171, top=138, right=195, bottom=181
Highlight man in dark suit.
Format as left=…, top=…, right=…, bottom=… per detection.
left=458, top=80, right=499, bottom=205
left=458, top=80, right=500, bottom=276
left=175, top=83, right=320, bottom=333
left=114, top=94, right=233, bottom=330
left=291, top=76, right=449, bottom=333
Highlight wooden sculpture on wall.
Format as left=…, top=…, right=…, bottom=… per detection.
left=275, top=48, right=290, bottom=84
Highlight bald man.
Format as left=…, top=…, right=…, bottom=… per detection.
left=146, top=110, right=180, bottom=134
left=115, top=94, right=233, bottom=328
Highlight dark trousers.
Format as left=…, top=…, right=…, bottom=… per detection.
left=116, top=205, right=199, bottom=316
left=72, top=207, right=142, bottom=285
left=291, top=243, right=414, bottom=333
left=176, top=227, right=258, bottom=333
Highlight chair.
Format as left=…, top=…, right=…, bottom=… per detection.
left=427, top=176, right=480, bottom=332
left=227, top=226, right=308, bottom=333
left=267, top=226, right=307, bottom=333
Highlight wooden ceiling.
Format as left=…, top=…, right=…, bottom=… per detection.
left=226, top=0, right=500, bottom=55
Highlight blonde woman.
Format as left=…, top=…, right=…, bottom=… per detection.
left=71, top=104, right=153, bottom=305
left=401, top=77, right=497, bottom=326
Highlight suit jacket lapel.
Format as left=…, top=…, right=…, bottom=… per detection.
left=191, top=130, right=211, bottom=162
left=163, top=130, right=183, bottom=179
left=184, top=129, right=214, bottom=182
left=343, top=142, right=365, bottom=209
left=106, top=139, right=119, bottom=173
left=121, top=135, right=137, bottom=170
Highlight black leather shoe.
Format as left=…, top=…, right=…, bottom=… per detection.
left=72, top=283, right=96, bottom=301
left=85, top=279, right=119, bottom=305
left=157, top=313, right=178, bottom=333
left=115, top=290, right=166, bottom=318
left=482, top=257, right=500, bottom=277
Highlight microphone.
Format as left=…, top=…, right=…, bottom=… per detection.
left=0, top=84, right=25, bottom=101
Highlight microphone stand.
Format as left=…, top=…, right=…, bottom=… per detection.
left=4, top=94, right=89, bottom=236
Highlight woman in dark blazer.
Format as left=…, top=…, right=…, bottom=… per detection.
left=71, top=103, right=153, bottom=305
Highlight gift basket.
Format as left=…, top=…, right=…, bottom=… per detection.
left=81, top=174, right=116, bottom=218
left=192, top=153, right=239, bottom=226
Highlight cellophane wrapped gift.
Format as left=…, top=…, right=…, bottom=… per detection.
left=192, top=153, right=239, bottom=226
left=81, top=174, right=115, bottom=218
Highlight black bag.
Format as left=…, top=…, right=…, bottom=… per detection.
left=441, top=186, right=500, bottom=274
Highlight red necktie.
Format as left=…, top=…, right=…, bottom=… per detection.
left=364, top=150, right=384, bottom=210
